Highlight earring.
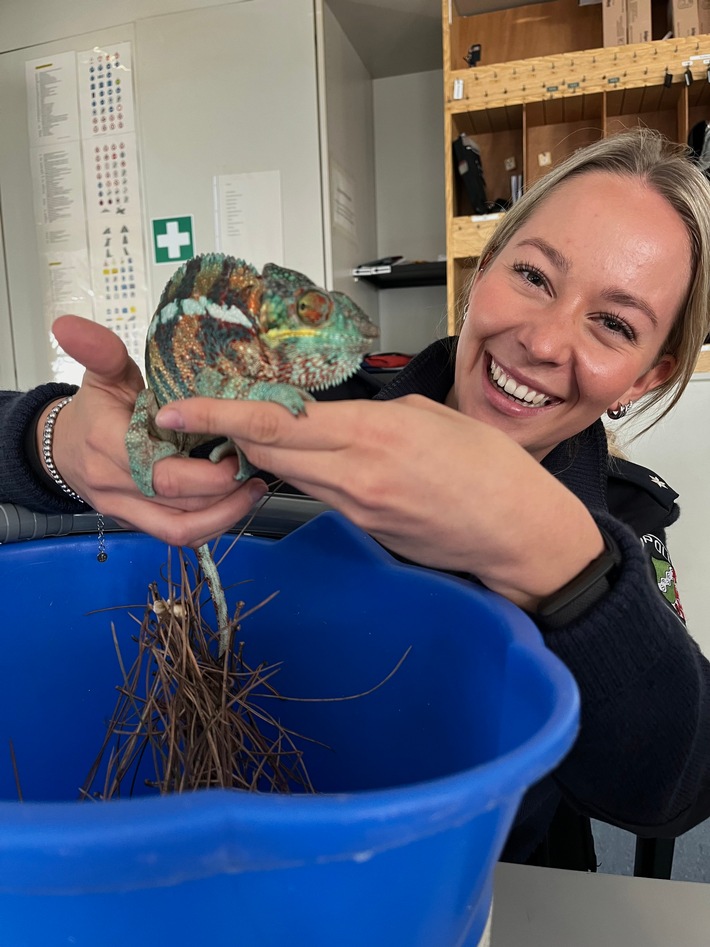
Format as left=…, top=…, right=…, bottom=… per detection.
left=606, top=401, right=633, bottom=420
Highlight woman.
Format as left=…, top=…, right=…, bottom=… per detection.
left=2, top=128, right=709, bottom=866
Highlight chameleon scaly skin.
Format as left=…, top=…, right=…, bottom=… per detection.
left=125, top=253, right=379, bottom=653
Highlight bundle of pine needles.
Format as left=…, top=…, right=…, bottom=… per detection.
left=81, top=543, right=316, bottom=801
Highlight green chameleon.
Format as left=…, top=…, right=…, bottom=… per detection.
left=125, top=253, right=378, bottom=654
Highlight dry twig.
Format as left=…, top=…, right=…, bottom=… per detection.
left=81, top=546, right=316, bottom=800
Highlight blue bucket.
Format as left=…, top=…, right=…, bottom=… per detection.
left=0, top=512, right=578, bottom=946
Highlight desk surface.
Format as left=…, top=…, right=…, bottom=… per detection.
left=490, top=863, right=710, bottom=947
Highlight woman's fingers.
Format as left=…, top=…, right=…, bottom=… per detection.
left=52, top=315, right=144, bottom=391
left=150, top=453, right=245, bottom=500
left=156, top=392, right=444, bottom=445
left=105, top=478, right=269, bottom=548
left=156, top=397, right=354, bottom=450
left=47, top=318, right=266, bottom=534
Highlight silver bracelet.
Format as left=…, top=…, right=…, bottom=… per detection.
left=42, top=397, right=85, bottom=503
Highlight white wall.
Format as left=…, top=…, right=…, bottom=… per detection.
left=0, top=0, right=247, bottom=51
left=320, top=3, right=379, bottom=321
left=136, top=3, right=325, bottom=284
left=0, top=0, right=325, bottom=389
left=620, top=374, right=710, bottom=656
left=372, top=69, right=448, bottom=354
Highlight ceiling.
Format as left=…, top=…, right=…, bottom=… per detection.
left=325, top=0, right=548, bottom=78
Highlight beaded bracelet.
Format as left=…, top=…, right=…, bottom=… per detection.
left=42, top=397, right=85, bottom=503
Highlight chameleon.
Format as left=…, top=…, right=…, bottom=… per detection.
left=125, top=253, right=379, bottom=654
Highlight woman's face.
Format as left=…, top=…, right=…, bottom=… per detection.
left=450, top=171, right=691, bottom=460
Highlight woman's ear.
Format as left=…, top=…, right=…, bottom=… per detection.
left=621, top=353, right=677, bottom=406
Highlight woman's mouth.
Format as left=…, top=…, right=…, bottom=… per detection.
left=487, top=356, right=559, bottom=408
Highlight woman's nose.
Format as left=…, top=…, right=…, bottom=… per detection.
left=517, top=306, right=578, bottom=365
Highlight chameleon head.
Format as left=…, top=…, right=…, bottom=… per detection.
left=143, top=255, right=380, bottom=403
left=258, top=263, right=379, bottom=390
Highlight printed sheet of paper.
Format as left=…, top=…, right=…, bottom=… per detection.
left=25, top=42, right=149, bottom=382
left=214, top=170, right=284, bottom=269
left=26, top=52, right=80, bottom=146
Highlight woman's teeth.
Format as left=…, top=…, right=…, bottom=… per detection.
left=489, top=358, right=551, bottom=406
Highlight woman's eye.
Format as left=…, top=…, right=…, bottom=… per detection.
left=601, top=314, right=635, bottom=341
left=512, top=262, right=547, bottom=289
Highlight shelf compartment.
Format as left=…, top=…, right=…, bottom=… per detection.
left=524, top=93, right=604, bottom=185
left=448, top=0, right=603, bottom=74
left=450, top=214, right=503, bottom=260
left=452, top=106, right=524, bottom=213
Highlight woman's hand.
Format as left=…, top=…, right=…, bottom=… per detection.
left=155, top=393, right=605, bottom=609
left=41, top=316, right=267, bottom=546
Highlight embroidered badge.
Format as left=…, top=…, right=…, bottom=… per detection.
left=649, top=475, right=668, bottom=489
left=640, top=533, right=685, bottom=623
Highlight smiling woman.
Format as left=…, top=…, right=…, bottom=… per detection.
left=1, top=127, right=710, bottom=873
left=449, top=170, right=692, bottom=460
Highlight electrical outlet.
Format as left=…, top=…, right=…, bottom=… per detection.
left=504, top=156, right=516, bottom=171
left=538, top=151, right=552, bottom=167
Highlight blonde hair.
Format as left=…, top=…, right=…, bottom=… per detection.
left=469, top=128, right=710, bottom=435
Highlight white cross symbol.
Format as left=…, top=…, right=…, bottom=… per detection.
left=157, top=221, right=190, bottom=259
left=649, top=475, right=667, bottom=489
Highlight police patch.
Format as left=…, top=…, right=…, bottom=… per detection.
left=640, top=533, right=686, bottom=624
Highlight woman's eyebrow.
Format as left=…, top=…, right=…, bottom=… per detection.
left=514, top=237, right=570, bottom=273
left=601, top=289, right=659, bottom=329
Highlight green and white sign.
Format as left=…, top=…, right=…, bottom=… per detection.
left=151, top=216, right=194, bottom=264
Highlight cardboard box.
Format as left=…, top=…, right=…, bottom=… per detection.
left=603, top=0, right=628, bottom=45
left=698, top=0, right=710, bottom=33
left=669, top=0, right=699, bottom=36
left=626, top=0, right=653, bottom=42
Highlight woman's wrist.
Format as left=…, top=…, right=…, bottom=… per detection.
left=35, top=397, right=86, bottom=503
left=481, top=506, right=607, bottom=614
left=534, top=525, right=622, bottom=629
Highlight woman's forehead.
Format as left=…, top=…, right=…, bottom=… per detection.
left=513, top=172, right=688, bottom=254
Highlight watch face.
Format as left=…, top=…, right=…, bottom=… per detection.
left=641, top=533, right=685, bottom=624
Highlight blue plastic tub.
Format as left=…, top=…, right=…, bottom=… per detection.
left=0, top=512, right=578, bottom=946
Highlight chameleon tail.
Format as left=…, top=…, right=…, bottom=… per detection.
left=196, top=543, right=231, bottom=656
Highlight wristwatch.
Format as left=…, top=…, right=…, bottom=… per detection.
left=535, top=525, right=623, bottom=630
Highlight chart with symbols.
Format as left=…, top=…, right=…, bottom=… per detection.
left=77, top=42, right=148, bottom=363
left=26, top=42, right=150, bottom=380
left=88, top=215, right=146, bottom=359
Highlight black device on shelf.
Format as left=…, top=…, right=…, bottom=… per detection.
left=453, top=133, right=488, bottom=215
left=352, top=260, right=446, bottom=290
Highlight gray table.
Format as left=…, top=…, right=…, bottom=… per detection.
left=490, top=863, right=710, bottom=946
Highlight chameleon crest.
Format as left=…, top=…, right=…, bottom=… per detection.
left=125, top=253, right=379, bottom=653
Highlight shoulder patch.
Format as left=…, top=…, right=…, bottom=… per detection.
left=640, top=533, right=686, bottom=624
left=608, top=457, right=678, bottom=512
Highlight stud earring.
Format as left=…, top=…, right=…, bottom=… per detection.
left=606, top=401, right=633, bottom=420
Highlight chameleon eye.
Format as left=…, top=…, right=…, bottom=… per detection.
left=297, top=291, right=332, bottom=326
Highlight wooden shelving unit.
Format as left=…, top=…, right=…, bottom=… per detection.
left=442, top=0, right=710, bottom=333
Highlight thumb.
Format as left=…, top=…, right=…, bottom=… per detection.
left=52, top=315, right=145, bottom=388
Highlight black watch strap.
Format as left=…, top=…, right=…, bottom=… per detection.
left=535, top=525, right=622, bottom=630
